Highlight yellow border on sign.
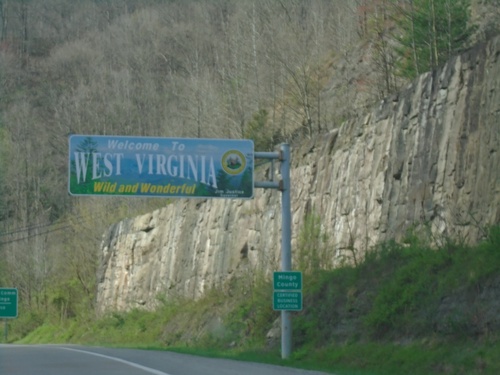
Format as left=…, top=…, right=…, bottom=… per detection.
left=222, top=150, right=246, bottom=175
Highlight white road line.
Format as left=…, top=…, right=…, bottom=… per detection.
left=61, top=347, right=172, bottom=375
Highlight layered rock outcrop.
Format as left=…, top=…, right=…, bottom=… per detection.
left=96, top=36, right=500, bottom=313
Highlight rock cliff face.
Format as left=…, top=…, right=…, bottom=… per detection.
left=96, top=36, right=500, bottom=313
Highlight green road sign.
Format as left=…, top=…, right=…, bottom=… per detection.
left=0, top=288, right=18, bottom=318
left=273, top=271, right=302, bottom=290
left=273, top=291, right=302, bottom=311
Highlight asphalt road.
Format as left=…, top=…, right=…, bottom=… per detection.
left=0, top=344, right=332, bottom=375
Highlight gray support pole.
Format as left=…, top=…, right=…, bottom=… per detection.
left=279, top=143, right=292, bottom=359
left=254, top=144, right=293, bottom=359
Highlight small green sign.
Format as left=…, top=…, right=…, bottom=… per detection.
left=0, top=288, right=18, bottom=318
left=273, top=271, right=302, bottom=290
left=273, top=291, right=302, bottom=311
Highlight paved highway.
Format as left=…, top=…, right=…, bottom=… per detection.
left=0, top=344, right=332, bottom=375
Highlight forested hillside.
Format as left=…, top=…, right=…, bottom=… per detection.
left=0, top=0, right=498, bottom=328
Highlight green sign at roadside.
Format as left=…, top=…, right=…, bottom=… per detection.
left=273, top=271, right=302, bottom=290
left=0, top=288, right=18, bottom=318
left=273, top=271, right=303, bottom=311
left=273, top=291, right=302, bottom=311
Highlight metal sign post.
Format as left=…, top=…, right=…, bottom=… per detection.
left=254, top=143, right=293, bottom=359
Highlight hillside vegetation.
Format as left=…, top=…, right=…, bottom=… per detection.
left=14, top=225, right=500, bottom=374
left=1, top=1, right=500, bottom=374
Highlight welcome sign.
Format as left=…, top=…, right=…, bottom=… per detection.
left=68, top=135, right=254, bottom=199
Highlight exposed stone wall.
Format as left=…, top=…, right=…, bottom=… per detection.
left=96, top=36, right=500, bottom=313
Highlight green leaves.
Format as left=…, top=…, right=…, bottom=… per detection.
left=393, top=0, right=474, bottom=79
left=244, top=109, right=274, bottom=152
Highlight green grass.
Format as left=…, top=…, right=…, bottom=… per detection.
left=8, top=225, right=500, bottom=374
